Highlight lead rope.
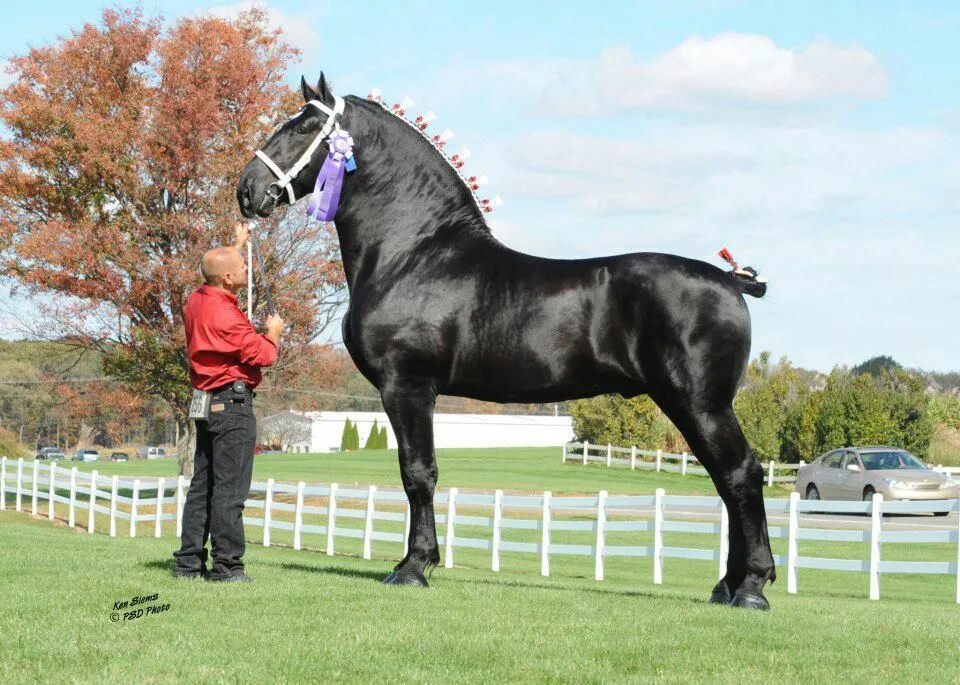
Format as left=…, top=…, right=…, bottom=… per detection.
left=248, top=223, right=276, bottom=317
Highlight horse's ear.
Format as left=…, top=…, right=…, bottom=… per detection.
left=316, top=72, right=334, bottom=104
left=301, top=75, right=319, bottom=103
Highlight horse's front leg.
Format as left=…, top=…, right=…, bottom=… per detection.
left=379, top=379, right=441, bottom=587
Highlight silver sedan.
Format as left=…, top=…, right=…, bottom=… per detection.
left=795, top=446, right=959, bottom=512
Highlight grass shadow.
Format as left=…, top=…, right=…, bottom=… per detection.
left=268, top=560, right=388, bottom=582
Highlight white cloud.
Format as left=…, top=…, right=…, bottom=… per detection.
left=502, top=125, right=947, bottom=218
left=202, top=2, right=324, bottom=70
left=434, top=34, right=887, bottom=116
left=589, top=35, right=888, bottom=110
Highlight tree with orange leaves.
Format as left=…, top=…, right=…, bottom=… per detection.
left=0, top=8, right=347, bottom=474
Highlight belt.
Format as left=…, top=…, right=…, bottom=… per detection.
left=209, top=380, right=256, bottom=403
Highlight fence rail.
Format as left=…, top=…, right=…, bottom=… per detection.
left=2, top=456, right=960, bottom=604
left=561, top=441, right=806, bottom=485
left=563, top=442, right=960, bottom=486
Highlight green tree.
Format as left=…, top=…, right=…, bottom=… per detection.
left=363, top=419, right=381, bottom=450
left=379, top=424, right=389, bottom=449
left=733, top=353, right=808, bottom=461
left=852, top=355, right=901, bottom=379
left=569, top=394, right=686, bottom=452
left=340, top=419, right=353, bottom=452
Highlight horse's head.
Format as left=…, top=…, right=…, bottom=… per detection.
left=237, top=73, right=341, bottom=218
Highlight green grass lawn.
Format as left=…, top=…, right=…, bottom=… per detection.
left=2, top=508, right=959, bottom=683
left=57, top=447, right=792, bottom=497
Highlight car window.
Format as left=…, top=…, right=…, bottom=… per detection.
left=861, top=451, right=927, bottom=470
left=841, top=453, right=859, bottom=470
left=823, top=452, right=842, bottom=468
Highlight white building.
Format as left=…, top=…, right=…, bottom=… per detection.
left=261, top=410, right=574, bottom=453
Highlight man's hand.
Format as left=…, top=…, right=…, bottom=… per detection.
left=233, top=221, right=251, bottom=251
left=265, top=313, right=285, bottom=345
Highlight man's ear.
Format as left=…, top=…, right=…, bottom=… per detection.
left=301, top=75, right=319, bottom=103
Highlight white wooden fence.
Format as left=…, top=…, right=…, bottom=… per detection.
left=2, top=456, right=960, bottom=603
left=562, top=441, right=805, bottom=486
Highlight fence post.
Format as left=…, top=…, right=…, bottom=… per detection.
left=595, top=490, right=607, bottom=581
left=718, top=501, right=729, bottom=581
left=787, top=491, right=799, bottom=594
left=15, top=458, right=24, bottom=511
left=492, top=489, right=503, bottom=572
left=561, top=443, right=567, bottom=464
left=109, top=475, right=118, bottom=537
left=154, top=477, right=165, bottom=538
left=363, top=485, right=377, bottom=560
left=630, top=446, right=637, bottom=470
left=444, top=487, right=458, bottom=568
left=263, top=478, right=274, bottom=547
left=293, top=481, right=305, bottom=551
left=767, top=461, right=775, bottom=488
left=869, top=492, right=882, bottom=601
left=130, top=479, right=140, bottom=537
left=0, top=456, right=6, bottom=510
left=656, top=449, right=662, bottom=472
left=48, top=462, right=56, bottom=521
left=68, top=466, right=77, bottom=527
left=606, top=444, right=612, bottom=467
left=653, top=488, right=664, bottom=585
left=326, top=483, right=338, bottom=556
left=32, top=459, right=40, bottom=515
left=88, top=470, right=97, bottom=534
left=541, top=491, right=552, bottom=577
left=175, top=475, right=185, bottom=539
left=403, top=500, right=411, bottom=557
left=582, top=441, right=589, bottom=465
left=955, top=497, right=960, bottom=605
left=681, top=452, right=687, bottom=476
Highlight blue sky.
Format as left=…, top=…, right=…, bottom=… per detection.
left=2, top=1, right=959, bottom=372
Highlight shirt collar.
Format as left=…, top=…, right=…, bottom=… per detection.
left=199, top=283, right=238, bottom=305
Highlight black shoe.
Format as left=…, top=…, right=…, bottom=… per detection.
left=172, top=568, right=209, bottom=580
left=207, top=571, right=255, bottom=583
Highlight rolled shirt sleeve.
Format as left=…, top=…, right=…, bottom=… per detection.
left=223, top=314, right=278, bottom=368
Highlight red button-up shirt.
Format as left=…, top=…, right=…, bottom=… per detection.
left=184, top=284, right=278, bottom=390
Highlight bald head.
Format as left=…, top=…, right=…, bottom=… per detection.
left=201, top=246, right=246, bottom=290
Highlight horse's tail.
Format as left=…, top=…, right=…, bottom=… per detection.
left=731, top=266, right=767, bottom=299
left=717, top=248, right=767, bottom=298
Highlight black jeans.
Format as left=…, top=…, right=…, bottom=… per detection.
left=173, top=389, right=256, bottom=578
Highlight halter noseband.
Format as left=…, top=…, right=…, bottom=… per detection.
left=255, top=96, right=346, bottom=205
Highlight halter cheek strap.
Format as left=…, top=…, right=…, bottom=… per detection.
left=255, top=96, right=346, bottom=205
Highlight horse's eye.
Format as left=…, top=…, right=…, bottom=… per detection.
left=296, top=126, right=309, bottom=135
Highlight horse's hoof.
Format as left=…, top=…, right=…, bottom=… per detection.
left=729, top=589, right=770, bottom=611
left=709, top=579, right=732, bottom=605
left=381, top=570, right=429, bottom=587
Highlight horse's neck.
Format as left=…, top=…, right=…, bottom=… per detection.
left=333, top=102, right=488, bottom=293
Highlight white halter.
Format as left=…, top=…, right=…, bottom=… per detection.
left=255, top=96, right=346, bottom=205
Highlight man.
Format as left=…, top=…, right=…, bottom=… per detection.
left=172, top=222, right=284, bottom=582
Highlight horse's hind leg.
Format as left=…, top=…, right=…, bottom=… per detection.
left=379, top=378, right=441, bottom=587
left=664, top=404, right=776, bottom=609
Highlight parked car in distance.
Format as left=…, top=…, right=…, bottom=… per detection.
left=138, top=446, right=167, bottom=460
left=796, top=446, right=959, bottom=513
left=36, top=447, right=66, bottom=460
left=73, top=449, right=100, bottom=462
left=109, top=452, right=129, bottom=462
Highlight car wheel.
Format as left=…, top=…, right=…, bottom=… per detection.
left=806, top=484, right=820, bottom=500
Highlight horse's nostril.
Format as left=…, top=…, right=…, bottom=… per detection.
left=241, top=192, right=252, bottom=209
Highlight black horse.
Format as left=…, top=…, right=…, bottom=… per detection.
left=238, top=74, right=775, bottom=610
